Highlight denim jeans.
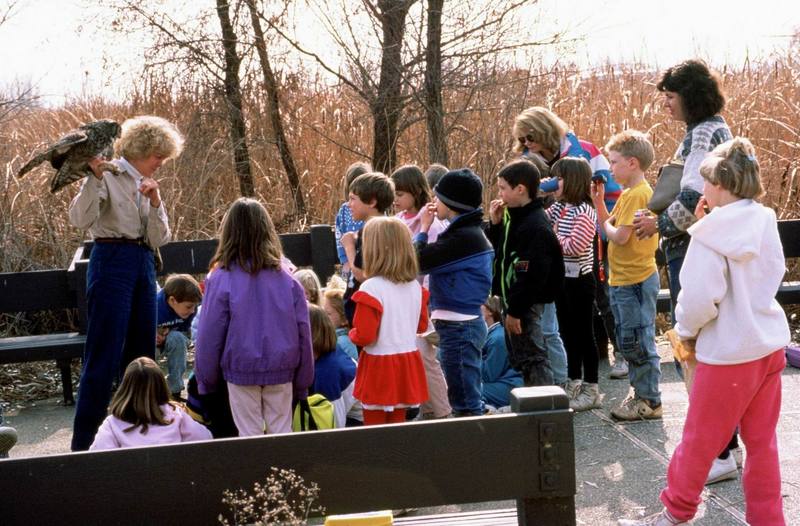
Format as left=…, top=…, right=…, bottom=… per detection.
left=608, top=271, right=661, bottom=405
left=503, top=304, right=553, bottom=386
left=72, top=243, right=157, bottom=451
left=160, top=330, right=189, bottom=394
left=434, top=317, right=487, bottom=416
left=541, top=303, right=568, bottom=385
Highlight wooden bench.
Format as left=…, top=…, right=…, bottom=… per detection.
left=0, top=387, right=575, bottom=526
left=655, top=219, right=800, bottom=313
left=0, top=269, right=84, bottom=404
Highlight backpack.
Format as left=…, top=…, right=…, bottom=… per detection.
left=292, top=394, right=335, bottom=431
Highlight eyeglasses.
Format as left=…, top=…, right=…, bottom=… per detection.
left=517, top=134, right=536, bottom=145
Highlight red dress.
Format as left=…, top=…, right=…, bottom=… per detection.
left=349, top=276, right=429, bottom=410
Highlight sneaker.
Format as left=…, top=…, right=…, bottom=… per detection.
left=570, top=382, right=602, bottom=412
left=618, top=508, right=687, bottom=525
left=706, top=454, right=738, bottom=485
left=0, top=425, right=18, bottom=459
left=610, top=396, right=663, bottom=421
left=609, top=358, right=629, bottom=379
left=730, top=446, right=743, bottom=468
left=561, top=379, right=582, bottom=399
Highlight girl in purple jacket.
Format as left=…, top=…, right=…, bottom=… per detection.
left=195, top=198, right=314, bottom=436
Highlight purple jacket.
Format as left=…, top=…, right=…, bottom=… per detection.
left=194, top=263, right=314, bottom=399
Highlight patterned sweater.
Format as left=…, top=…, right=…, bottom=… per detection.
left=658, top=116, right=732, bottom=261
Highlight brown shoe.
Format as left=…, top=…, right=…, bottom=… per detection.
left=610, top=396, right=662, bottom=421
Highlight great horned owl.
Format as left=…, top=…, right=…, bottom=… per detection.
left=16, top=119, right=123, bottom=193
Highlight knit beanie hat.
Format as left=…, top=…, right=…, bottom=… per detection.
left=434, top=168, right=483, bottom=212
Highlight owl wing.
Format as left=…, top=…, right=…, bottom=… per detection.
left=16, top=131, right=88, bottom=178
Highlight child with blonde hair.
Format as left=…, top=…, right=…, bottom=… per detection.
left=90, top=357, right=211, bottom=450
left=294, top=268, right=323, bottom=305
left=195, top=198, right=314, bottom=436
left=619, top=138, right=789, bottom=526
left=322, top=275, right=358, bottom=361
left=391, top=164, right=452, bottom=420
left=349, top=217, right=429, bottom=425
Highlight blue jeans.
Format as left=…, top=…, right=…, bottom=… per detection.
left=609, top=272, right=661, bottom=406
left=503, top=304, right=553, bottom=386
left=72, top=243, right=157, bottom=451
left=434, top=317, right=487, bottom=416
left=160, top=330, right=189, bottom=394
left=542, top=303, right=568, bottom=385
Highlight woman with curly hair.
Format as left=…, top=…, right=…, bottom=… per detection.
left=69, top=115, right=184, bottom=451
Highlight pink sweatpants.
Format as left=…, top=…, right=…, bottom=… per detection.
left=227, top=382, right=293, bottom=436
left=661, top=349, right=786, bottom=525
left=417, top=336, right=452, bottom=418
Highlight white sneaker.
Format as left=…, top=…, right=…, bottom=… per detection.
left=706, top=454, right=738, bottom=485
left=609, top=359, right=629, bottom=379
left=618, top=509, right=687, bottom=525
left=570, top=382, right=602, bottom=412
left=562, top=379, right=582, bottom=399
left=730, top=446, right=743, bottom=468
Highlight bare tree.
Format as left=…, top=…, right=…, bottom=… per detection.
left=424, top=0, right=446, bottom=165
left=0, top=1, right=39, bottom=124
left=216, top=0, right=256, bottom=197
left=245, top=0, right=306, bottom=216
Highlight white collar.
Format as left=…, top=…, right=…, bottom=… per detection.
left=117, top=157, right=143, bottom=182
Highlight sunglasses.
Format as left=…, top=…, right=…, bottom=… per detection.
left=517, top=134, right=536, bottom=145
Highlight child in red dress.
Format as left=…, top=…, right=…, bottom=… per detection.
left=349, top=217, right=429, bottom=425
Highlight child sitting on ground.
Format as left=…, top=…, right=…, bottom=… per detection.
left=294, top=268, right=323, bottom=305
left=90, top=357, right=211, bottom=450
left=619, top=139, right=790, bottom=525
left=591, top=130, right=661, bottom=421
left=322, top=275, right=358, bottom=361
left=195, top=198, right=314, bottom=436
left=335, top=161, right=372, bottom=277
left=308, top=304, right=358, bottom=428
left=156, top=274, right=202, bottom=400
left=480, top=296, right=523, bottom=410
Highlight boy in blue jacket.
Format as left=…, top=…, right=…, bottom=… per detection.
left=416, top=168, right=494, bottom=417
left=157, top=274, right=202, bottom=399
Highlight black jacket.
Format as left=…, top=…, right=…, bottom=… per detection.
left=488, top=199, right=565, bottom=317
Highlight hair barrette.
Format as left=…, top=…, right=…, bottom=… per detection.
left=746, top=154, right=756, bottom=161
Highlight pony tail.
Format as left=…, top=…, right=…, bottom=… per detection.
left=325, top=274, right=347, bottom=291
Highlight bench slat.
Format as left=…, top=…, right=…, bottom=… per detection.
left=0, top=332, right=85, bottom=364
left=0, top=269, right=76, bottom=312
left=395, top=508, right=517, bottom=525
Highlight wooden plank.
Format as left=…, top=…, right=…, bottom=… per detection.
left=310, top=224, right=338, bottom=284
left=0, top=270, right=75, bottom=312
left=0, top=411, right=574, bottom=525
left=395, top=508, right=518, bottom=525
left=0, top=333, right=85, bottom=363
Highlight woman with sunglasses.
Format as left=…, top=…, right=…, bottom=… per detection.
left=511, top=106, right=623, bottom=383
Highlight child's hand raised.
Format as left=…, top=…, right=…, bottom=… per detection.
left=341, top=231, right=357, bottom=250
left=695, top=196, right=709, bottom=219
left=489, top=199, right=506, bottom=225
left=419, top=202, right=437, bottom=232
left=590, top=181, right=605, bottom=204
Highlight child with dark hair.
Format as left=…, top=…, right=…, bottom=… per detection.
left=156, top=273, right=202, bottom=400
left=341, top=172, right=395, bottom=325
left=547, top=157, right=599, bottom=410
left=391, top=164, right=452, bottom=420
left=424, top=163, right=449, bottom=190
left=480, top=296, right=522, bottom=409
left=335, top=161, right=372, bottom=276
left=90, top=357, right=211, bottom=450
left=489, top=159, right=564, bottom=387
left=416, top=168, right=494, bottom=417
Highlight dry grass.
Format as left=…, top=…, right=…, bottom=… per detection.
left=1, top=57, right=799, bottom=276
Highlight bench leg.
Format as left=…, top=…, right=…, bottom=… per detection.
left=517, top=496, right=575, bottom=525
left=56, top=359, right=75, bottom=406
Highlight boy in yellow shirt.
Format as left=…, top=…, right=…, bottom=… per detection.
left=591, top=130, right=662, bottom=420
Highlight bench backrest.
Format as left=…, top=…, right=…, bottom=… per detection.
left=0, top=269, right=76, bottom=313
left=0, top=387, right=575, bottom=525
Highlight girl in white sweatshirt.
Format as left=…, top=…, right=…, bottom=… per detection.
left=620, top=138, right=789, bottom=526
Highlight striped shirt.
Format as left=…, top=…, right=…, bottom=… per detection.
left=547, top=201, right=597, bottom=275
